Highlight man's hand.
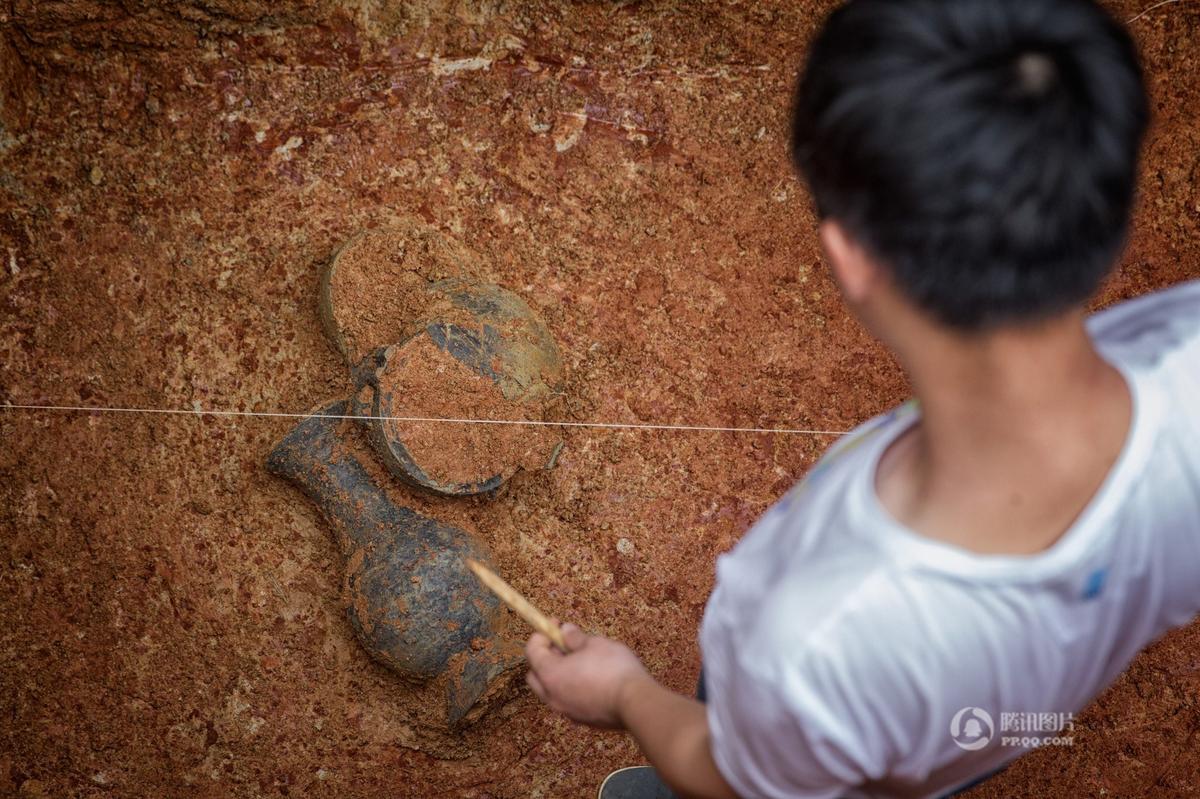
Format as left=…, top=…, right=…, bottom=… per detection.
left=525, top=624, right=738, bottom=799
left=524, top=623, right=651, bottom=729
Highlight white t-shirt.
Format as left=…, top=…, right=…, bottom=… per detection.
left=699, top=280, right=1200, bottom=799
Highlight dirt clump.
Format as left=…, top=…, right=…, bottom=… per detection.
left=377, top=331, right=558, bottom=489
left=320, top=221, right=487, bottom=367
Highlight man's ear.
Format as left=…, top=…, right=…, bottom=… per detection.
left=818, top=219, right=879, bottom=304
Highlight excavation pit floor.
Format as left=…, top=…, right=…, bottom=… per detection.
left=1, top=2, right=1199, bottom=797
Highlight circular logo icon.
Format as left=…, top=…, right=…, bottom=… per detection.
left=950, top=707, right=995, bottom=751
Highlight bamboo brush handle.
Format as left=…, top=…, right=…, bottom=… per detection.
left=465, top=558, right=569, bottom=652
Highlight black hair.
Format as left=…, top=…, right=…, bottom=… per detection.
left=791, top=0, right=1148, bottom=330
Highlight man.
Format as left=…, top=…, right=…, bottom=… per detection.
left=525, top=1, right=1200, bottom=797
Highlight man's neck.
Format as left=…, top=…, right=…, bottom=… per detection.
left=876, top=312, right=1133, bottom=555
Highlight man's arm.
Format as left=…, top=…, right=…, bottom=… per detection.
left=616, top=671, right=738, bottom=799
left=525, top=625, right=738, bottom=799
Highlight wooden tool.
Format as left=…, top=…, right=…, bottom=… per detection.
left=465, top=558, right=569, bottom=652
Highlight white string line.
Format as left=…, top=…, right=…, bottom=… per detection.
left=0, top=403, right=848, bottom=437
left=1127, top=0, right=1189, bottom=23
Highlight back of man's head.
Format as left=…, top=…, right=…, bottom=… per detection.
left=791, top=0, right=1148, bottom=330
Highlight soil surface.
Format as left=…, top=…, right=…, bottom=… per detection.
left=1, top=2, right=1198, bottom=798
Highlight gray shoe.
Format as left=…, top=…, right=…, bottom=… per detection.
left=598, top=766, right=676, bottom=799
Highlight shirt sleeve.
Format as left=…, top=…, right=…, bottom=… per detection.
left=705, top=643, right=905, bottom=799
left=1163, top=283, right=1200, bottom=403
left=1090, top=280, right=1200, bottom=386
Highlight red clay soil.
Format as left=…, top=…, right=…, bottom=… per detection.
left=1, top=2, right=1198, bottom=798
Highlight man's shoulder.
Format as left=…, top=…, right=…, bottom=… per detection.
left=710, top=402, right=920, bottom=637
left=765, top=401, right=919, bottom=521
left=813, top=402, right=918, bottom=481
left=1091, top=280, right=1200, bottom=437
left=1090, top=279, right=1200, bottom=369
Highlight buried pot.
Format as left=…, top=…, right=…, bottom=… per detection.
left=266, top=401, right=524, bottom=725
left=265, top=225, right=566, bottom=725
left=352, top=277, right=564, bottom=496
left=320, top=224, right=565, bottom=497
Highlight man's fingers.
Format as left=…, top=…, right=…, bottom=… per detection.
left=561, top=623, right=588, bottom=651
left=526, top=670, right=548, bottom=702
left=525, top=631, right=561, bottom=672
